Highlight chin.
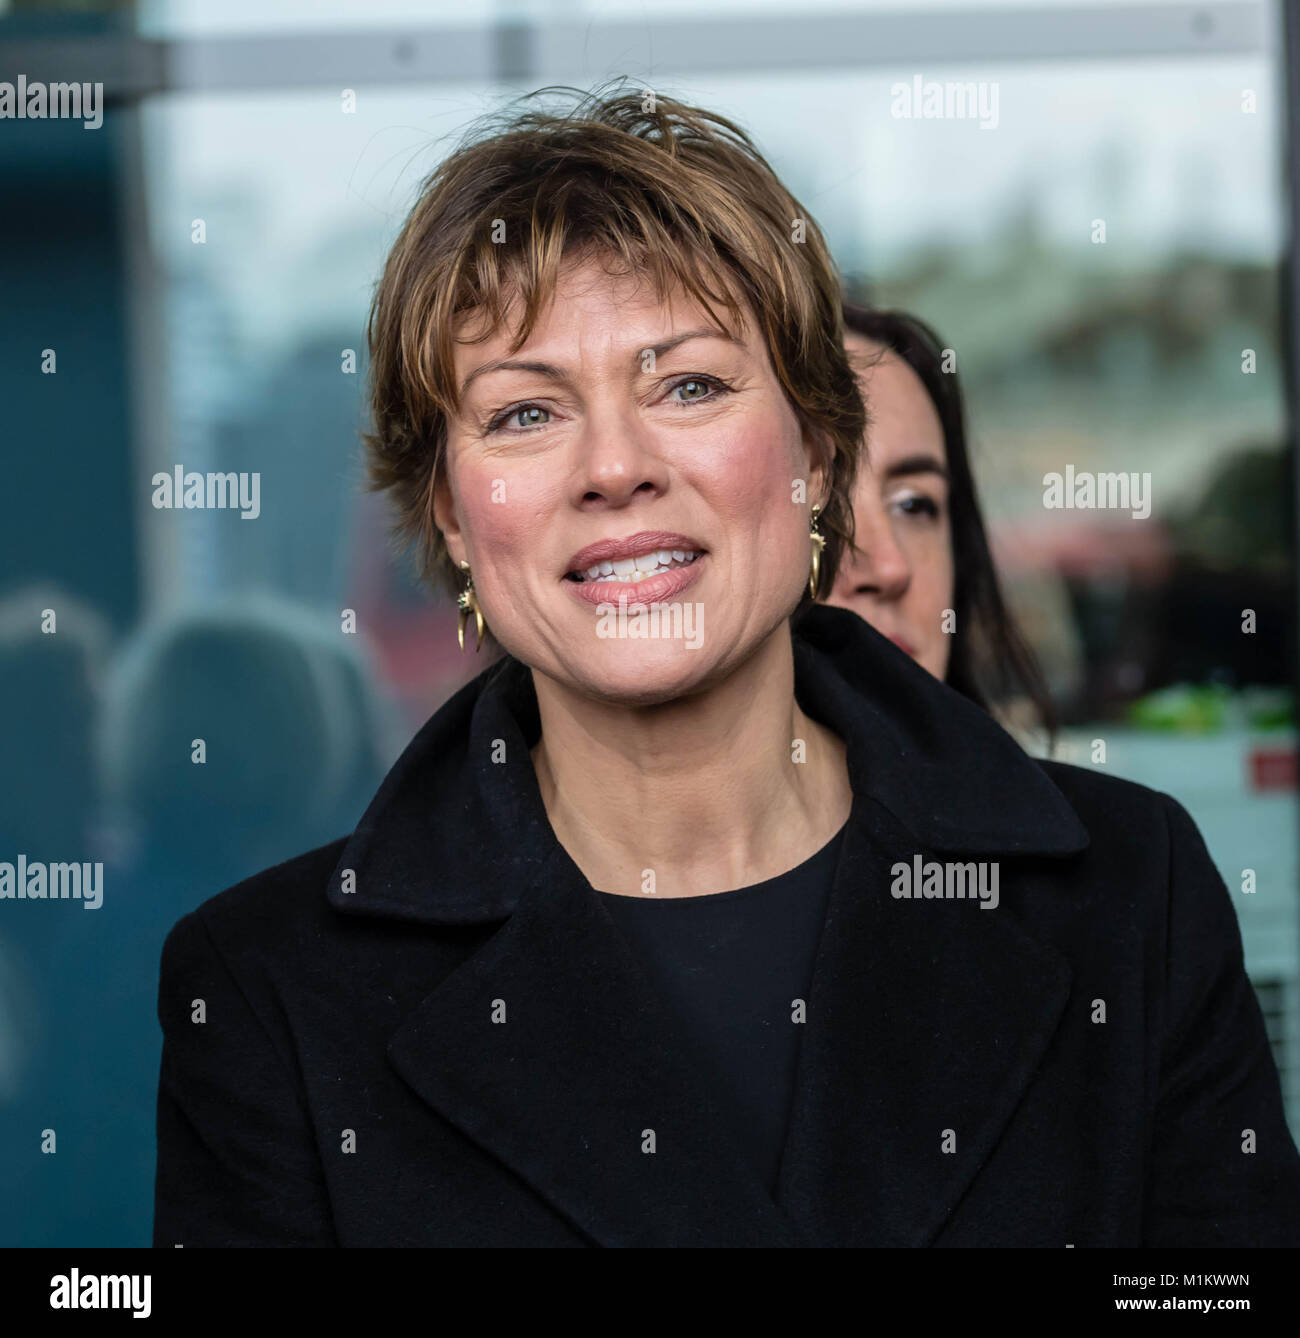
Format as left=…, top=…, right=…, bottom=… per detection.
left=564, top=640, right=719, bottom=707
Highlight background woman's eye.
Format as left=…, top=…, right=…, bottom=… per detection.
left=894, top=494, right=941, bottom=519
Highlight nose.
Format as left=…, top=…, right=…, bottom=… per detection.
left=569, top=406, right=669, bottom=509
left=834, top=485, right=912, bottom=602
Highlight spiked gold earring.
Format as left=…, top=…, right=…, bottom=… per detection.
left=457, top=560, right=485, bottom=652
left=808, top=503, right=826, bottom=599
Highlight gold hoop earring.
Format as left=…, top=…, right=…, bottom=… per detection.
left=457, top=560, right=485, bottom=653
left=808, top=503, right=826, bottom=599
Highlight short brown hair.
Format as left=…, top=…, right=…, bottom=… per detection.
left=363, top=80, right=863, bottom=603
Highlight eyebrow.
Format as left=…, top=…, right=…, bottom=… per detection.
left=879, top=453, right=949, bottom=482
left=458, top=327, right=745, bottom=397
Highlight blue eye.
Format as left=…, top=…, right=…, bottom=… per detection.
left=670, top=375, right=733, bottom=405
left=489, top=404, right=550, bottom=433
left=487, top=375, right=731, bottom=433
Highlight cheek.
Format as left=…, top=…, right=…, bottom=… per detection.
left=937, top=525, right=956, bottom=604
left=926, top=544, right=957, bottom=642
left=900, top=526, right=955, bottom=612
left=693, top=412, right=807, bottom=547
left=925, top=529, right=955, bottom=605
left=455, top=460, right=561, bottom=589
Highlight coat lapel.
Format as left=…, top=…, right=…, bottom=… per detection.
left=775, top=794, right=1074, bottom=1246
left=385, top=789, right=1075, bottom=1248
left=387, top=841, right=807, bottom=1246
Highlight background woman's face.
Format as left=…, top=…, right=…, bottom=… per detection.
left=434, top=254, right=825, bottom=704
left=829, top=332, right=954, bottom=681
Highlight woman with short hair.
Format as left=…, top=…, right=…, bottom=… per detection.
left=153, top=84, right=1300, bottom=1248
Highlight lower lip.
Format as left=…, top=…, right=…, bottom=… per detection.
left=888, top=636, right=917, bottom=657
left=564, top=555, right=706, bottom=607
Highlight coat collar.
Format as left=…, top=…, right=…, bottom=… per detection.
left=327, top=603, right=1087, bottom=926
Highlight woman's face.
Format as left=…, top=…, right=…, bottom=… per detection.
left=828, top=332, right=954, bottom=681
left=434, top=254, right=826, bottom=705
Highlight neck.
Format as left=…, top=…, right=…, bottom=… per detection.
left=529, top=621, right=853, bottom=898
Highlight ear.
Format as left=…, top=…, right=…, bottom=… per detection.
left=431, top=461, right=466, bottom=569
left=801, top=421, right=833, bottom=512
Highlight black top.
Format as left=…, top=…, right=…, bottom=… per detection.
left=595, top=824, right=846, bottom=1195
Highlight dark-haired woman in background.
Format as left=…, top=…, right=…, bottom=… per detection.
left=830, top=303, right=1056, bottom=734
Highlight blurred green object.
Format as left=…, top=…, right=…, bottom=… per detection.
left=1242, top=687, right=1295, bottom=730
left=1128, top=683, right=1230, bottom=733
left=1127, top=684, right=1294, bottom=733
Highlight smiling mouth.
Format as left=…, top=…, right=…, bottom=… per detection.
left=564, top=548, right=705, bottom=584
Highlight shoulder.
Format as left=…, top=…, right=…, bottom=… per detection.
left=1030, top=758, right=1231, bottom=933
left=160, top=836, right=349, bottom=979
left=1034, top=756, right=1189, bottom=846
left=1027, top=758, right=1223, bottom=916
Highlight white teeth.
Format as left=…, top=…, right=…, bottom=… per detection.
left=576, top=549, right=702, bottom=583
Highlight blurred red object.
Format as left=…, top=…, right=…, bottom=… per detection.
left=992, top=519, right=1174, bottom=583
left=1249, top=747, right=1297, bottom=791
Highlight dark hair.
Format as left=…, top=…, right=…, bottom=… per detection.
left=840, top=301, right=1057, bottom=735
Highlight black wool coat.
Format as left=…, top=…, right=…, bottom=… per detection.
left=153, top=604, right=1300, bottom=1247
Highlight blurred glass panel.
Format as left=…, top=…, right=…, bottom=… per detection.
left=135, top=84, right=501, bottom=722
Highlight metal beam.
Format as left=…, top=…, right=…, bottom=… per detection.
left=1277, top=0, right=1300, bottom=1142
left=0, top=3, right=1271, bottom=102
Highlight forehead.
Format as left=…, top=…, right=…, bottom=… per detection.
left=452, top=253, right=756, bottom=370
left=846, top=338, right=927, bottom=409
left=844, top=330, right=887, bottom=365
left=845, top=336, right=944, bottom=455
